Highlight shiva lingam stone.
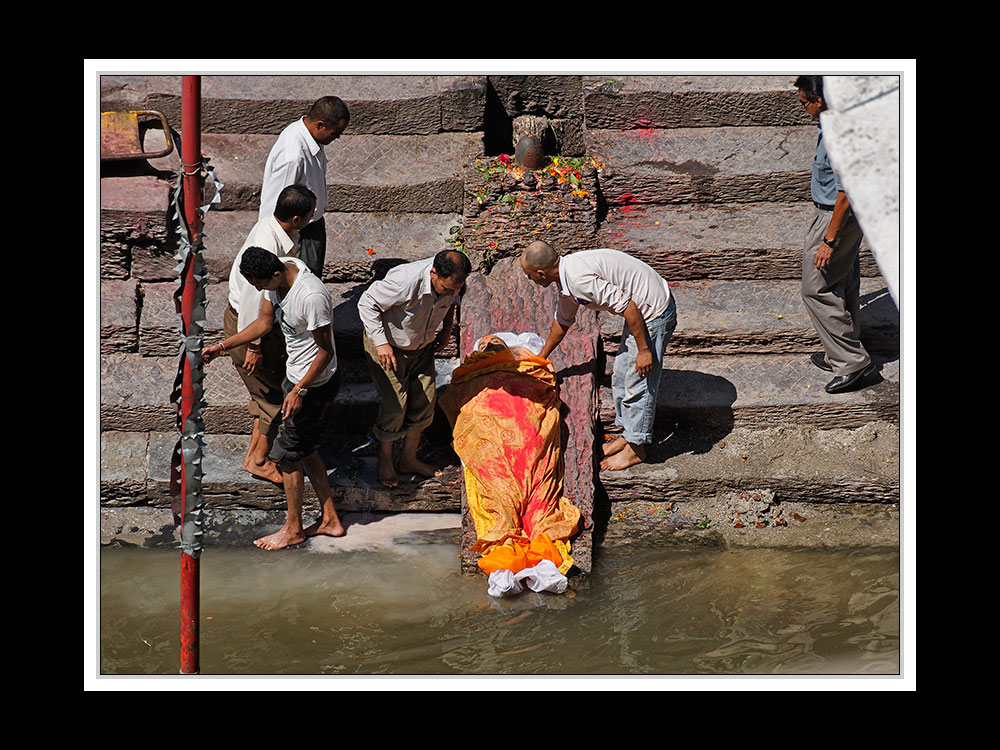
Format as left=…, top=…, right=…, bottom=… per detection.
left=514, top=135, right=546, bottom=169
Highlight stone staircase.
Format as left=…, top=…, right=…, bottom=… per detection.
left=99, top=74, right=900, bottom=551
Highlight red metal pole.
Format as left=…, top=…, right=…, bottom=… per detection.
left=179, top=75, right=202, bottom=675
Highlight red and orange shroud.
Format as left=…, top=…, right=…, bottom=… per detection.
left=439, top=346, right=581, bottom=575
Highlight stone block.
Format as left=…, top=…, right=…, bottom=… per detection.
left=199, top=209, right=463, bottom=284
left=461, top=155, right=600, bottom=271
left=583, top=75, right=813, bottom=129
left=182, top=132, right=483, bottom=215
left=100, top=175, right=174, bottom=280
left=596, top=201, right=881, bottom=280
left=588, top=126, right=815, bottom=206
left=131, top=75, right=487, bottom=135
left=101, top=280, right=139, bottom=353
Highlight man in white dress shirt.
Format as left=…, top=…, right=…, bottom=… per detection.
left=259, top=96, right=350, bottom=279
left=520, top=241, right=677, bottom=471
left=357, top=249, right=471, bottom=487
left=226, top=185, right=316, bottom=482
left=205, top=248, right=344, bottom=551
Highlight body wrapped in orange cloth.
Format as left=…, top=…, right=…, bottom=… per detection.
left=439, top=334, right=581, bottom=583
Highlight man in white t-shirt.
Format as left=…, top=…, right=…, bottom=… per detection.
left=520, top=241, right=677, bottom=471
left=226, top=185, right=316, bottom=483
left=205, top=248, right=343, bottom=551
left=259, top=96, right=350, bottom=279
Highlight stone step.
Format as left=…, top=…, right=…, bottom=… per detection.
left=582, top=75, right=814, bottom=130
left=102, top=278, right=459, bottom=363
left=100, top=430, right=463, bottom=515
left=199, top=209, right=462, bottom=284
left=101, top=414, right=899, bottom=522
left=596, top=353, right=899, bottom=433
left=100, top=175, right=176, bottom=281
left=587, top=126, right=815, bottom=207
left=599, top=277, right=898, bottom=359
left=145, top=130, right=483, bottom=215
left=99, top=352, right=460, bottom=434
left=100, top=74, right=487, bottom=136
left=103, top=274, right=898, bottom=362
left=100, top=345, right=898, bottom=438
left=99, top=74, right=812, bottom=138
left=100, top=170, right=462, bottom=283
left=597, top=421, right=898, bottom=507
left=596, top=201, right=880, bottom=280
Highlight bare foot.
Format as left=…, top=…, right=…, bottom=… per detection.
left=602, top=436, right=627, bottom=458
left=600, top=442, right=645, bottom=471
left=304, top=519, right=346, bottom=538
left=243, top=456, right=282, bottom=483
left=378, top=459, right=399, bottom=488
left=398, top=458, right=443, bottom=479
left=254, top=527, right=306, bottom=551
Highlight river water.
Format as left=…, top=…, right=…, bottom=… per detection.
left=96, top=514, right=901, bottom=682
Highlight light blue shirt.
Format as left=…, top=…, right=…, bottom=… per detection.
left=811, top=122, right=843, bottom=206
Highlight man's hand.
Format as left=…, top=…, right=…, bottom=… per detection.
left=814, top=242, right=834, bottom=269
left=281, top=388, right=303, bottom=419
left=376, top=343, right=398, bottom=372
left=203, top=343, right=226, bottom=364
left=635, top=348, right=654, bottom=377
left=433, top=329, right=451, bottom=353
left=243, top=347, right=261, bottom=374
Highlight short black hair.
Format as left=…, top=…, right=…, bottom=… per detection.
left=307, top=96, right=350, bottom=125
left=274, top=184, right=316, bottom=222
left=240, top=246, right=285, bottom=281
left=433, top=249, right=472, bottom=279
left=795, top=75, right=824, bottom=103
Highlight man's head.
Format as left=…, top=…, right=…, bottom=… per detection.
left=304, top=96, right=350, bottom=145
left=273, top=184, right=317, bottom=231
left=520, top=241, right=560, bottom=287
left=476, top=334, right=508, bottom=353
left=430, top=249, right=471, bottom=296
left=794, top=75, right=826, bottom=119
left=240, top=246, right=287, bottom=291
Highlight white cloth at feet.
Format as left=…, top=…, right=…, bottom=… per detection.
left=486, top=559, right=568, bottom=597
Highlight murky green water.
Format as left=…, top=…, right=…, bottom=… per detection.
left=97, top=540, right=900, bottom=678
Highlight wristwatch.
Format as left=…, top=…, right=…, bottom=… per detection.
left=821, top=237, right=836, bottom=248
left=293, top=384, right=308, bottom=397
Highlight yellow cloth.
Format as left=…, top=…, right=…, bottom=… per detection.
left=440, top=348, right=581, bottom=575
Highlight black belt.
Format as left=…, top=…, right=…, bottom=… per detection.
left=814, top=201, right=835, bottom=211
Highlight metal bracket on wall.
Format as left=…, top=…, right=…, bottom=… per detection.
left=100, top=110, right=175, bottom=162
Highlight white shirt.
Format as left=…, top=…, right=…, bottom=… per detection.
left=258, top=117, right=327, bottom=226
left=357, top=257, right=460, bottom=351
left=228, top=214, right=298, bottom=332
left=555, top=249, right=672, bottom=326
left=266, top=257, right=338, bottom=386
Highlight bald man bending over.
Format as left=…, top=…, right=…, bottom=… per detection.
left=520, top=242, right=677, bottom=471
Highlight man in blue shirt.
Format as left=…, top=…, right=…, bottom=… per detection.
left=796, top=75, right=875, bottom=394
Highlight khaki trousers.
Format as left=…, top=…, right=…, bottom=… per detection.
left=363, top=333, right=437, bottom=442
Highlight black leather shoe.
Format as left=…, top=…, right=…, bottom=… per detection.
left=825, top=362, right=877, bottom=393
left=810, top=352, right=833, bottom=372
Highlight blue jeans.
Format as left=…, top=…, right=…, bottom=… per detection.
left=611, top=297, right=677, bottom=445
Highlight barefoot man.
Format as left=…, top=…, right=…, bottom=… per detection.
left=205, top=247, right=345, bottom=550
left=520, top=242, right=677, bottom=471
left=357, top=249, right=470, bottom=486
left=225, top=184, right=317, bottom=483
